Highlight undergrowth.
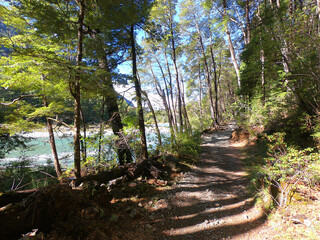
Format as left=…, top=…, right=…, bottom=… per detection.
left=172, top=131, right=201, bottom=160
left=243, top=111, right=320, bottom=209
left=0, top=159, right=58, bottom=192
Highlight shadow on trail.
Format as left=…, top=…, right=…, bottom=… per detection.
left=152, top=128, right=267, bottom=240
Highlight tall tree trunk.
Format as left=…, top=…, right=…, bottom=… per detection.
left=43, top=98, right=62, bottom=179
left=261, top=48, right=266, bottom=103
left=130, top=24, right=148, bottom=160
left=151, top=68, right=175, bottom=145
left=73, top=0, right=85, bottom=178
left=90, top=30, right=133, bottom=165
left=80, top=108, right=87, bottom=162
left=180, top=74, right=192, bottom=131
left=259, top=31, right=266, bottom=104
left=155, top=57, right=176, bottom=136
left=197, top=24, right=215, bottom=126
left=98, top=97, right=105, bottom=163
left=210, top=46, right=219, bottom=126
left=198, top=63, right=203, bottom=128
left=245, top=0, right=251, bottom=44
left=164, top=51, right=178, bottom=133
left=223, top=0, right=241, bottom=89
left=141, top=90, right=162, bottom=148
left=168, top=1, right=183, bottom=132
left=104, top=77, right=133, bottom=164
left=226, top=29, right=240, bottom=89
left=104, top=85, right=133, bottom=164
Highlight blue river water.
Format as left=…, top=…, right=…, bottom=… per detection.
left=1, top=126, right=169, bottom=167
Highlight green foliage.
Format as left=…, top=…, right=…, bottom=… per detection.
left=310, top=116, right=320, bottom=146
left=82, top=133, right=117, bottom=170
left=262, top=132, right=320, bottom=185
left=122, top=126, right=143, bottom=159
left=0, top=134, right=30, bottom=158
left=246, top=131, right=320, bottom=207
left=240, top=0, right=320, bottom=117
left=0, top=159, right=58, bottom=191
left=172, top=131, right=201, bottom=158
left=122, top=109, right=138, bottom=129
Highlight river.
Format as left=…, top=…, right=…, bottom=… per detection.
left=1, top=125, right=169, bottom=167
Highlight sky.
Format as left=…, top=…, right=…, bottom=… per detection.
left=116, top=29, right=164, bottom=110
left=0, top=1, right=9, bottom=7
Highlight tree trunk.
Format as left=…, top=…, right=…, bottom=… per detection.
left=73, top=85, right=81, bottom=178
left=168, top=1, right=183, bottom=132
left=141, top=90, right=162, bottom=148
left=260, top=40, right=266, bottom=104
left=98, top=97, right=105, bottom=163
left=43, top=99, right=62, bottom=179
left=164, top=51, right=178, bottom=133
left=245, top=0, right=251, bottom=44
left=104, top=87, right=133, bottom=165
left=73, top=0, right=85, bottom=178
left=151, top=67, right=175, bottom=144
left=155, top=57, right=176, bottom=137
left=130, top=24, right=148, bottom=160
left=210, top=46, right=219, bottom=126
left=257, top=2, right=266, bottom=105
left=223, top=0, right=241, bottom=89
left=90, top=30, right=133, bottom=165
left=161, top=89, right=175, bottom=145
left=180, top=74, right=192, bottom=131
left=198, top=63, right=203, bottom=128
left=226, top=29, right=240, bottom=89
left=80, top=107, right=87, bottom=162
left=197, top=24, right=215, bottom=126
left=172, top=43, right=183, bottom=132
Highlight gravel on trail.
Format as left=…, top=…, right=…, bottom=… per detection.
left=152, top=125, right=268, bottom=240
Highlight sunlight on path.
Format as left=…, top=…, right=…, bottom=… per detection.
left=157, top=124, right=267, bottom=240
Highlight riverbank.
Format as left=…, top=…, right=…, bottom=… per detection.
left=1, top=124, right=170, bottom=168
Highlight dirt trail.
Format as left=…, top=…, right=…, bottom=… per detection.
left=153, top=125, right=268, bottom=240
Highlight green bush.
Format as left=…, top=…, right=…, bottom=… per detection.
left=82, top=133, right=117, bottom=171
left=172, top=131, right=201, bottom=158
left=245, top=131, right=320, bottom=207
left=264, top=132, right=320, bottom=187
left=255, top=132, right=320, bottom=206
left=0, top=159, right=58, bottom=192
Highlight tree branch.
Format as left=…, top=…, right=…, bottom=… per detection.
left=0, top=94, right=39, bottom=106
left=47, top=117, right=72, bottom=130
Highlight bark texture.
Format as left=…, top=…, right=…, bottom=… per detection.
left=73, top=0, right=85, bottom=178
left=131, top=24, right=148, bottom=160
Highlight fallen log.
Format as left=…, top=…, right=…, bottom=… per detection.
left=0, top=189, right=38, bottom=208
left=74, top=158, right=171, bottom=187
left=0, top=203, right=13, bottom=212
left=74, top=164, right=130, bottom=187
left=0, top=155, right=188, bottom=206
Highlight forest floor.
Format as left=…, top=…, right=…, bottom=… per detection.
left=2, top=125, right=320, bottom=240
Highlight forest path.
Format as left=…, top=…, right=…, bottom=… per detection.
left=153, top=125, right=268, bottom=240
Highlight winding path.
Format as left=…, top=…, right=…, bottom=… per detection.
left=154, top=125, right=268, bottom=239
